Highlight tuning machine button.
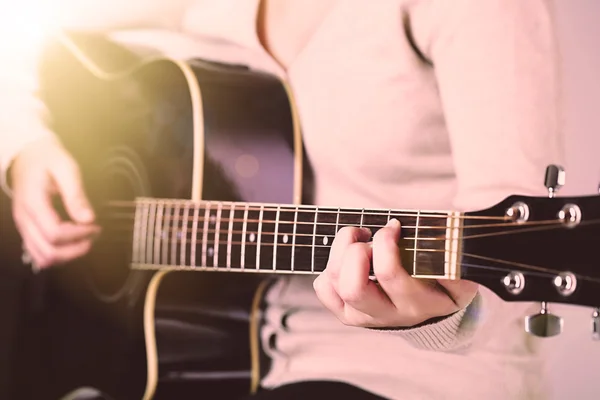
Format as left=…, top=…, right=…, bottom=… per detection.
left=553, top=272, right=577, bottom=296
left=592, top=309, right=600, bottom=340
left=503, top=271, right=525, bottom=295
left=505, top=202, right=530, bottom=224
left=525, top=302, right=563, bottom=338
left=544, top=164, right=566, bottom=198
left=522, top=165, right=567, bottom=339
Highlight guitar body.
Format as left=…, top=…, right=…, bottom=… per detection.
left=23, top=33, right=303, bottom=400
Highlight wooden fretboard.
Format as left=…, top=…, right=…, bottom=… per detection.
left=130, top=198, right=462, bottom=279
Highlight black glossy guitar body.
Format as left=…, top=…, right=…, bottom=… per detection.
left=20, top=33, right=302, bottom=400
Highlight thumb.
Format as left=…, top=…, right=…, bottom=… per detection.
left=50, top=158, right=95, bottom=224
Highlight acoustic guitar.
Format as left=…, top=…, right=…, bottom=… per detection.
left=10, top=31, right=600, bottom=400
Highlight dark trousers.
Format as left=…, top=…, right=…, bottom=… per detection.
left=242, top=382, right=387, bottom=400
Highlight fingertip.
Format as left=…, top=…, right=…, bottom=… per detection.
left=75, top=207, right=95, bottom=224
left=385, top=218, right=400, bottom=229
left=358, top=227, right=372, bottom=241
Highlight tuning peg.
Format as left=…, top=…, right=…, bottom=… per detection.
left=525, top=302, right=563, bottom=337
left=592, top=309, right=600, bottom=340
left=544, top=164, right=565, bottom=198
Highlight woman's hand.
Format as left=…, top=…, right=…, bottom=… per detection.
left=313, top=219, right=478, bottom=328
left=10, top=136, right=100, bottom=270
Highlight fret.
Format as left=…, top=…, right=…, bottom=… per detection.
left=191, top=203, right=199, bottom=266
left=356, top=208, right=391, bottom=274
left=213, top=203, right=223, bottom=268
left=445, top=211, right=462, bottom=280
left=255, top=205, right=264, bottom=270
left=132, top=202, right=143, bottom=264
left=180, top=203, right=190, bottom=267
left=153, top=201, right=165, bottom=264
left=311, top=207, right=318, bottom=273
left=359, top=209, right=389, bottom=232
left=146, top=201, right=157, bottom=265
left=335, top=208, right=340, bottom=234
left=243, top=205, right=260, bottom=269
left=230, top=205, right=245, bottom=269
left=254, top=205, right=277, bottom=271
left=272, top=205, right=281, bottom=271
left=337, top=208, right=363, bottom=228
left=201, top=202, right=210, bottom=267
left=227, top=203, right=235, bottom=269
left=291, top=206, right=298, bottom=272
left=139, top=202, right=150, bottom=263
left=359, top=208, right=365, bottom=228
left=170, top=203, right=181, bottom=265
left=413, top=210, right=420, bottom=276
left=410, top=210, right=452, bottom=278
left=161, top=204, right=171, bottom=265
left=291, top=207, right=317, bottom=272
left=241, top=204, right=249, bottom=269
left=313, top=207, right=343, bottom=273
left=272, top=206, right=295, bottom=272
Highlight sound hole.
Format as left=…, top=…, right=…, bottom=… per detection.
left=85, top=148, right=150, bottom=303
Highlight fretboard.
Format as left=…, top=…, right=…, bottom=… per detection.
left=129, top=198, right=462, bottom=279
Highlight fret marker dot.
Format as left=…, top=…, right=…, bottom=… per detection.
left=322, top=236, right=329, bottom=245
left=208, top=247, right=214, bottom=257
left=176, top=231, right=182, bottom=239
left=283, top=234, right=289, bottom=244
left=249, top=233, right=256, bottom=242
left=209, top=215, right=216, bottom=224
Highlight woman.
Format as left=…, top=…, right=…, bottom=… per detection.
left=1, top=0, right=563, bottom=398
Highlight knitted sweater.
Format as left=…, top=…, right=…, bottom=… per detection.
left=0, top=1, right=564, bottom=398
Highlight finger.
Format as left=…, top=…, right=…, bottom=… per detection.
left=372, top=219, right=413, bottom=298
left=21, top=219, right=94, bottom=268
left=20, top=190, right=99, bottom=246
left=337, top=242, right=394, bottom=315
left=326, top=226, right=371, bottom=282
left=313, top=274, right=344, bottom=314
left=26, top=206, right=100, bottom=246
left=437, top=279, right=479, bottom=308
left=49, top=156, right=95, bottom=224
left=373, top=220, right=458, bottom=318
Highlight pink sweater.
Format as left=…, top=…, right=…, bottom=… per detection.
left=0, top=1, right=564, bottom=399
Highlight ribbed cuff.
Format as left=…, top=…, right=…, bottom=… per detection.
left=371, top=292, right=482, bottom=352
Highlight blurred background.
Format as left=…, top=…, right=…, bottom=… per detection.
left=544, top=1, right=600, bottom=399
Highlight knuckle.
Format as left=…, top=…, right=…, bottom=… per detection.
left=374, top=260, right=399, bottom=282
left=346, top=242, right=368, bottom=259
left=338, top=284, right=364, bottom=304
left=373, top=227, right=394, bottom=248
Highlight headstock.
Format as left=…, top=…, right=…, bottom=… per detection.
left=463, top=165, right=600, bottom=339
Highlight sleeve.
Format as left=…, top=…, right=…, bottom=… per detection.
left=391, top=0, right=565, bottom=352
left=0, top=0, right=187, bottom=196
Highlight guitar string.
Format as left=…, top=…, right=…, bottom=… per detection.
left=126, top=247, right=600, bottom=284
left=104, top=200, right=509, bottom=221
left=101, top=215, right=587, bottom=242
left=106, top=211, right=561, bottom=231
left=103, top=232, right=597, bottom=282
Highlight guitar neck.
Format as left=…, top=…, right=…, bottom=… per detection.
left=128, top=198, right=463, bottom=280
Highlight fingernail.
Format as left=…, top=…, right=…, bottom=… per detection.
left=359, top=227, right=372, bottom=240
left=386, top=218, right=400, bottom=228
